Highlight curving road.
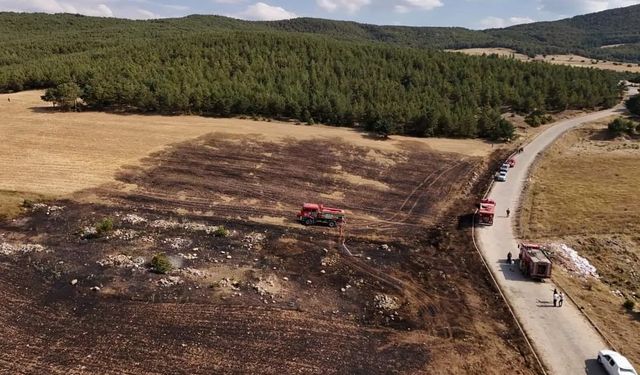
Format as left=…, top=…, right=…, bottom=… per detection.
left=476, top=88, right=637, bottom=375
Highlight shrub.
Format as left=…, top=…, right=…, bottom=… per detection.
left=525, top=110, right=553, bottom=127
left=623, top=299, right=635, bottom=310
left=95, top=217, right=114, bottom=237
left=214, top=226, right=230, bottom=238
left=608, top=117, right=637, bottom=136
left=151, top=253, right=173, bottom=274
left=22, top=199, right=35, bottom=208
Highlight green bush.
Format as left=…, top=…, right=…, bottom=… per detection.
left=214, top=226, right=230, bottom=238
left=608, top=117, right=637, bottom=136
left=151, top=253, right=173, bottom=274
left=525, top=110, right=553, bottom=127
left=95, top=217, right=114, bottom=237
left=623, top=299, right=635, bottom=310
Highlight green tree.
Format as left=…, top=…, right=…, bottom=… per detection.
left=42, top=82, right=82, bottom=110
left=626, top=95, right=640, bottom=116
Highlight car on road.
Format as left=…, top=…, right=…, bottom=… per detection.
left=495, top=170, right=507, bottom=181
left=500, top=163, right=510, bottom=172
left=598, top=350, right=638, bottom=375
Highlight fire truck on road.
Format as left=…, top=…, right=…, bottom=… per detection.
left=478, top=199, right=496, bottom=226
left=518, top=242, right=552, bottom=280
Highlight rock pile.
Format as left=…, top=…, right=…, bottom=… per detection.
left=97, top=254, right=145, bottom=268
left=163, top=237, right=192, bottom=249
left=122, top=214, right=147, bottom=225
left=374, top=293, right=400, bottom=310
left=0, top=242, right=46, bottom=256
left=158, top=276, right=183, bottom=287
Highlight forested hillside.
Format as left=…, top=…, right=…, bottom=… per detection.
left=486, top=5, right=640, bottom=62
left=0, top=12, right=624, bottom=139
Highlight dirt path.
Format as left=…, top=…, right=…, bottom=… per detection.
left=476, top=88, right=638, bottom=374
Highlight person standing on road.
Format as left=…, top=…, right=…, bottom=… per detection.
left=506, top=208, right=511, bottom=217
left=558, top=292, right=564, bottom=307
left=553, top=288, right=558, bottom=307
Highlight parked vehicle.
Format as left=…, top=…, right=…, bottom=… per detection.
left=598, top=350, right=638, bottom=375
left=518, top=243, right=552, bottom=280
left=507, top=158, right=516, bottom=167
left=500, top=163, right=509, bottom=172
left=478, top=199, right=496, bottom=225
left=297, top=203, right=345, bottom=227
left=495, top=171, right=507, bottom=181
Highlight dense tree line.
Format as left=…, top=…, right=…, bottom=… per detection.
left=0, top=14, right=625, bottom=139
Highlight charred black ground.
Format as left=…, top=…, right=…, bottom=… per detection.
left=0, top=135, right=537, bottom=374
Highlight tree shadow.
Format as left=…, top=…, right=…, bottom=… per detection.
left=588, top=128, right=613, bottom=141
left=360, top=132, right=390, bottom=141
left=29, top=106, right=58, bottom=113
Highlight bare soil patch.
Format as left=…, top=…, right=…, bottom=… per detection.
left=519, top=119, right=640, bottom=365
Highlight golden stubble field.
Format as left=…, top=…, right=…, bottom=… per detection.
left=0, top=90, right=494, bottom=217
left=519, top=116, right=640, bottom=365
left=449, top=47, right=640, bottom=73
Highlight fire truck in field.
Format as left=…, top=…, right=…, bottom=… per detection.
left=297, top=203, right=345, bottom=227
left=478, top=199, right=496, bottom=225
left=518, top=243, right=552, bottom=280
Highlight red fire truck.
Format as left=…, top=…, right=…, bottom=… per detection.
left=518, top=243, right=552, bottom=280
left=297, top=203, right=345, bottom=227
left=478, top=199, right=496, bottom=225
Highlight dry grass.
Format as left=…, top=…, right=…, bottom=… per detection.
left=0, top=190, right=46, bottom=219
left=449, top=48, right=640, bottom=73
left=520, top=121, right=640, bottom=238
left=0, top=90, right=496, bottom=218
left=519, top=118, right=640, bottom=365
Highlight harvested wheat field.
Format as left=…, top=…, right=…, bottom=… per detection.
left=449, top=48, right=640, bottom=73
left=519, top=116, right=640, bottom=366
left=0, top=91, right=541, bottom=374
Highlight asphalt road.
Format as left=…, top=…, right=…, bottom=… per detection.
left=476, top=88, right=637, bottom=375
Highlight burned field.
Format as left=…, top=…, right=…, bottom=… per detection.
left=0, top=135, right=537, bottom=374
